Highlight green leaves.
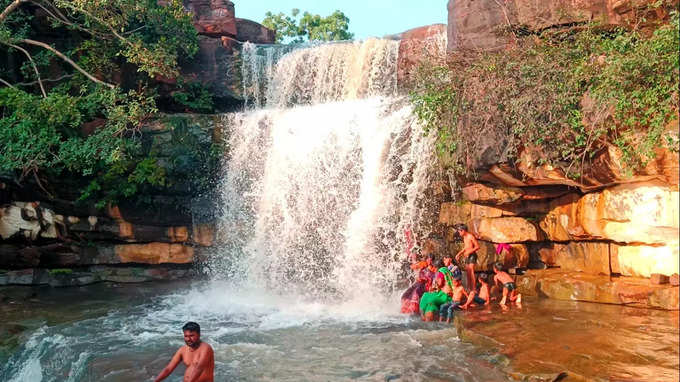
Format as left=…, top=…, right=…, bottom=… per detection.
left=262, top=9, right=353, bottom=44
left=409, top=12, right=679, bottom=179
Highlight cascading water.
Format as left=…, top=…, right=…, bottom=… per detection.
left=217, top=38, right=442, bottom=306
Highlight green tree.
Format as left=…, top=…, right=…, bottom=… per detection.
left=262, top=9, right=353, bottom=43
left=0, top=0, right=201, bottom=204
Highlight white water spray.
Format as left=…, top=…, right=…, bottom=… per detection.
left=216, top=38, right=442, bottom=305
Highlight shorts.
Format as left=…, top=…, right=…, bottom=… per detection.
left=466, top=252, right=478, bottom=265
left=472, top=296, right=486, bottom=305
left=504, top=282, right=516, bottom=291
left=439, top=301, right=461, bottom=320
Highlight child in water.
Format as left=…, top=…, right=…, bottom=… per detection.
left=492, top=262, right=522, bottom=306
left=462, top=273, right=491, bottom=309
left=438, top=277, right=468, bottom=323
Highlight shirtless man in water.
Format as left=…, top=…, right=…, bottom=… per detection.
left=154, top=322, right=214, bottom=382
left=454, top=223, right=480, bottom=292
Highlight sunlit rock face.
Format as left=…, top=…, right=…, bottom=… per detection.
left=447, top=0, right=678, bottom=52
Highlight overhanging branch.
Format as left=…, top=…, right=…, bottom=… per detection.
left=20, top=38, right=115, bottom=88
left=5, top=42, right=47, bottom=97
left=0, top=0, right=28, bottom=23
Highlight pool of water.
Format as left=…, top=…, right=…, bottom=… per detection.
left=1, top=281, right=509, bottom=381
left=1, top=281, right=678, bottom=382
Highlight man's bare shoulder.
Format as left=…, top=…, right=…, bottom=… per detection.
left=198, top=342, right=214, bottom=354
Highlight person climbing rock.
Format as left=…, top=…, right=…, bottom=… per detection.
left=154, top=322, right=215, bottom=382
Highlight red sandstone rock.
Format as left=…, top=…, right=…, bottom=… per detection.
left=462, top=183, right=523, bottom=205
left=537, top=242, right=612, bottom=275
left=235, top=18, right=275, bottom=44
left=184, top=0, right=236, bottom=37
left=115, top=243, right=194, bottom=264
left=650, top=273, right=670, bottom=285
left=516, top=269, right=679, bottom=310
left=670, top=274, right=680, bottom=286
left=470, top=217, right=542, bottom=243
left=448, top=0, right=676, bottom=53
left=396, top=24, right=447, bottom=86
left=439, top=202, right=471, bottom=226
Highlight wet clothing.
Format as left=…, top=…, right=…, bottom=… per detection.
left=472, top=296, right=486, bottom=305
left=419, top=291, right=452, bottom=314
left=495, top=243, right=511, bottom=255
left=437, top=267, right=455, bottom=290
left=503, top=282, right=516, bottom=291
left=466, top=252, right=478, bottom=265
left=439, top=300, right=462, bottom=320
left=400, top=266, right=436, bottom=314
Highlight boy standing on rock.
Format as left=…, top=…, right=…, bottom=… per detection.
left=493, top=262, right=522, bottom=306
left=454, top=223, right=479, bottom=292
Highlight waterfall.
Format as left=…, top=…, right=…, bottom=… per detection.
left=241, top=39, right=399, bottom=108
left=217, top=38, right=440, bottom=303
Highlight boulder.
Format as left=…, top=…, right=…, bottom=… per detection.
left=235, top=18, right=275, bottom=44
left=539, top=182, right=679, bottom=245
left=613, top=243, right=680, bottom=278
left=536, top=242, right=612, bottom=275
left=184, top=0, right=236, bottom=37
left=516, top=269, right=679, bottom=309
left=462, top=183, right=523, bottom=205
left=114, top=243, right=195, bottom=264
left=0, top=202, right=58, bottom=241
left=439, top=201, right=471, bottom=226
left=470, top=217, right=543, bottom=243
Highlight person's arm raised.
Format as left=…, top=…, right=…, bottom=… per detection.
left=184, top=345, right=213, bottom=382
left=154, top=348, right=183, bottom=382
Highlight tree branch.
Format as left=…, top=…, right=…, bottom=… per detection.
left=0, top=77, right=17, bottom=89
left=4, top=42, right=47, bottom=97
left=19, top=38, right=115, bottom=88
left=0, top=0, right=28, bottom=23
left=16, top=73, right=74, bottom=86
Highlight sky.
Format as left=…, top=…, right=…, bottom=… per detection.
left=235, top=0, right=448, bottom=40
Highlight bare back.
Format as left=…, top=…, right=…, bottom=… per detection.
left=494, top=271, right=513, bottom=285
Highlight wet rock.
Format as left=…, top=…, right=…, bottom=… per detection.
left=0, top=269, right=37, bottom=285
left=517, top=269, right=679, bottom=310
left=114, top=243, right=195, bottom=264
left=470, top=217, right=543, bottom=243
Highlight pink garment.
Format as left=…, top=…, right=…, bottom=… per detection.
left=495, top=243, right=511, bottom=255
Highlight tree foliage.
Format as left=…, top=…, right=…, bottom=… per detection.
left=410, top=11, right=679, bottom=179
left=0, top=0, right=209, bottom=205
left=262, top=9, right=353, bottom=43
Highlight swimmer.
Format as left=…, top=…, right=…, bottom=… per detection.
left=453, top=223, right=480, bottom=292
left=154, top=322, right=215, bottom=382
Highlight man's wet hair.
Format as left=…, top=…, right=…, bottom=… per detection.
left=426, top=253, right=435, bottom=261
left=477, top=273, right=487, bottom=282
left=493, top=262, right=503, bottom=270
left=453, top=223, right=468, bottom=232
left=182, top=321, right=200, bottom=333
left=436, top=259, right=445, bottom=269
